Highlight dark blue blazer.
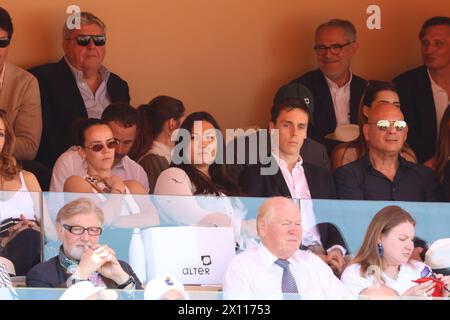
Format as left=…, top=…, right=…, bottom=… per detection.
left=29, top=58, right=130, bottom=168
left=26, top=256, right=142, bottom=289
left=393, top=65, right=437, bottom=163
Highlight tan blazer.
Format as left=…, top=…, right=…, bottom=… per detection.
left=0, top=62, right=42, bottom=160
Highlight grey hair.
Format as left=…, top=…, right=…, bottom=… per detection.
left=315, top=19, right=357, bottom=43
left=62, top=11, right=106, bottom=40
left=56, top=198, right=104, bottom=224
left=256, top=197, right=300, bottom=234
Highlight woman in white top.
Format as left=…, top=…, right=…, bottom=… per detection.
left=341, top=205, right=450, bottom=297
left=63, top=119, right=159, bottom=228
left=130, top=96, right=185, bottom=193
left=154, top=112, right=248, bottom=241
left=0, top=110, right=42, bottom=275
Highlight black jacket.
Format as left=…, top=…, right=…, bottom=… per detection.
left=393, top=65, right=437, bottom=163
left=29, top=58, right=130, bottom=168
left=289, top=69, right=367, bottom=154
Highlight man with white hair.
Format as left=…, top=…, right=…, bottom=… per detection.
left=26, top=198, right=141, bottom=289
left=223, top=197, right=351, bottom=299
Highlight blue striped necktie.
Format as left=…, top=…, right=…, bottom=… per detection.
left=275, top=259, right=299, bottom=294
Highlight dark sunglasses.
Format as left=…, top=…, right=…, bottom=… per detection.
left=84, top=139, right=119, bottom=152
left=369, top=120, right=407, bottom=131
left=0, top=38, right=11, bottom=48
left=72, top=34, right=106, bottom=47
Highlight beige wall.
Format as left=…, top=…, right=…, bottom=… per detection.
left=3, top=0, right=450, bottom=130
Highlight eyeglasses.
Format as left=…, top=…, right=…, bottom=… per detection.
left=0, top=38, right=10, bottom=48
left=84, top=139, right=119, bottom=152
left=314, top=41, right=353, bottom=55
left=68, top=34, right=107, bottom=47
left=63, top=224, right=103, bottom=236
left=369, top=120, right=407, bottom=131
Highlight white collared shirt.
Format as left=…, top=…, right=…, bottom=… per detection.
left=0, top=63, right=6, bottom=90
left=223, top=244, right=352, bottom=299
left=64, top=56, right=112, bottom=119
left=341, top=260, right=429, bottom=296
left=325, top=73, right=352, bottom=126
left=138, top=141, right=172, bottom=164
left=49, top=146, right=149, bottom=192
left=428, top=69, right=450, bottom=131
left=271, top=153, right=321, bottom=248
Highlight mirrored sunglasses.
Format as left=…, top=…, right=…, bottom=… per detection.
left=373, top=120, right=407, bottom=131
left=84, top=139, right=119, bottom=152
left=75, top=34, right=106, bottom=47
left=0, top=38, right=11, bottom=48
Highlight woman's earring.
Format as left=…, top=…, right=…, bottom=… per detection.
left=377, top=242, right=384, bottom=257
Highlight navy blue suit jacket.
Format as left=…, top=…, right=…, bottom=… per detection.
left=29, top=58, right=130, bottom=168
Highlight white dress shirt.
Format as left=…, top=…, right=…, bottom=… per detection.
left=223, top=244, right=352, bottom=299
left=341, top=260, right=429, bottom=296
left=49, top=146, right=149, bottom=192
left=65, top=56, right=112, bottom=119
left=428, top=69, right=450, bottom=131
left=272, top=154, right=321, bottom=248
left=325, top=73, right=352, bottom=127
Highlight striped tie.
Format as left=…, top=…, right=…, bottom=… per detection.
left=275, top=259, right=299, bottom=294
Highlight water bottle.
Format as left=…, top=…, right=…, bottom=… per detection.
left=129, top=228, right=146, bottom=283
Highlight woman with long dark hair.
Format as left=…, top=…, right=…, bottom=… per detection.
left=130, top=96, right=185, bottom=193
left=154, top=112, right=246, bottom=240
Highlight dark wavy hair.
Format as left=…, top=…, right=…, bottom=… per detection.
left=171, top=112, right=240, bottom=196
left=130, top=95, right=185, bottom=161
left=0, top=110, right=21, bottom=180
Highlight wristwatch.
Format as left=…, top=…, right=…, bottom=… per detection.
left=66, top=274, right=88, bottom=288
left=117, top=275, right=136, bottom=289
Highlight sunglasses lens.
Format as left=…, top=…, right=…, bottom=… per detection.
left=106, top=140, right=119, bottom=149
left=394, top=121, right=406, bottom=131
left=93, top=36, right=106, bottom=46
left=376, top=120, right=390, bottom=131
left=91, top=144, right=104, bottom=152
left=76, top=35, right=91, bottom=46
left=0, top=38, right=10, bottom=48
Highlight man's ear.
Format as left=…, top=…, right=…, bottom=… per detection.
left=350, top=41, right=359, bottom=56
left=362, top=105, right=370, bottom=118
left=269, top=121, right=275, bottom=132
left=363, top=123, right=370, bottom=142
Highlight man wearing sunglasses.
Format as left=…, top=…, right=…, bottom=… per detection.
left=0, top=7, right=42, bottom=161
left=26, top=198, right=142, bottom=289
left=393, top=16, right=450, bottom=164
left=335, top=103, right=441, bottom=202
left=49, top=103, right=149, bottom=193
left=277, top=19, right=367, bottom=155
left=29, top=11, right=130, bottom=170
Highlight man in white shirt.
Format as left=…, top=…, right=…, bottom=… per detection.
left=223, top=197, right=352, bottom=299
left=393, top=16, right=450, bottom=163
left=277, top=19, right=367, bottom=154
left=50, top=103, right=149, bottom=192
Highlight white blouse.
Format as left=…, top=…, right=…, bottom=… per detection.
left=341, top=260, right=429, bottom=296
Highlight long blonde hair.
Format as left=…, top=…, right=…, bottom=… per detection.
left=0, top=110, right=21, bottom=180
left=351, top=206, right=416, bottom=277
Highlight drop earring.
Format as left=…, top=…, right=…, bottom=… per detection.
left=377, top=242, right=384, bottom=257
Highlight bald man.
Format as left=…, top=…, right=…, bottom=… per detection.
left=223, top=197, right=351, bottom=299
left=335, top=103, right=441, bottom=201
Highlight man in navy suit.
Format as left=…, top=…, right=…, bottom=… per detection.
left=393, top=16, right=450, bottom=163
left=280, top=19, right=367, bottom=154
left=239, top=97, right=348, bottom=276
left=29, top=12, right=130, bottom=169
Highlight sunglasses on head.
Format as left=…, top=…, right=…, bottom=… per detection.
left=370, top=120, right=407, bottom=131
left=84, top=139, right=119, bottom=152
left=0, top=38, right=11, bottom=48
left=73, top=34, right=106, bottom=47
